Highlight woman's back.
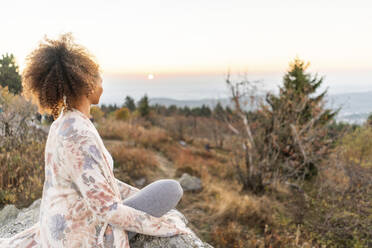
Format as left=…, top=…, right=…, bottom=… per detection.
left=39, top=107, right=108, bottom=247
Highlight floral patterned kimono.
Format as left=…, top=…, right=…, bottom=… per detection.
left=0, top=107, right=190, bottom=247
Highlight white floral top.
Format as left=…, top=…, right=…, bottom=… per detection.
left=0, top=107, right=190, bottom=248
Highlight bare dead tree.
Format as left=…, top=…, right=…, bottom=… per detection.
left=223, top=70, right=268, bottom=193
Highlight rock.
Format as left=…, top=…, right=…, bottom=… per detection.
left=0, top=198, right=41, bottom=238
left=0, top=198, right=213, bottom=248
left=130, top=209, right=212, bottom=248
left=178, top=173, right=203, bottom=192
left=0, top=205, right=20, bottom=225
left=179, top=140, right=187, bottom=147
left=130, top=231, right=213, bottom=248
left=134, top=177, right=146, bottom=187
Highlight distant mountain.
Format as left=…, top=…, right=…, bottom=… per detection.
left=149, top=97, right=232, bottom=108
left=326, top=91, right=372, bottom=124
left=149, top=91, right=372, bottom=124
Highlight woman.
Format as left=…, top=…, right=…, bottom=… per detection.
left=0, top=33, right=191, bottom=247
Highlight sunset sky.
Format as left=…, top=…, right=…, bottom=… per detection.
left=1, top=0, right=372, bottom=100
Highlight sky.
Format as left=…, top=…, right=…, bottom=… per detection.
left=1, top=0, right=372, bottom=99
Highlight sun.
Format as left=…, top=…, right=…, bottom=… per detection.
left=147, top=74, right=154, bottom=80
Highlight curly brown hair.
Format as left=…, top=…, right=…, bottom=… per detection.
left=21, top=32, right=101, bottom=120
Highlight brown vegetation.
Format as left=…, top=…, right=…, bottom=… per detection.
left=2, top=61, right=372, bottom=247
left=109, top=144, right=159, bottom=184
left=0, top=86, right=46, bottom=208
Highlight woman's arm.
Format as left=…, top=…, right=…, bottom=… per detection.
left=114, top=177, right=140, bottom=200
left=62, top=132, right=191, bottom=237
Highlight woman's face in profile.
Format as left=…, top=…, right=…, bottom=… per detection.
left=90, top=76, right=103, bottom=105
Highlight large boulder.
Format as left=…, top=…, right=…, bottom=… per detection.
left=0, top=198, right=213, bottom=248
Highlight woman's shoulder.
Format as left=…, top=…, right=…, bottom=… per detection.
left=54, top=110, right=96, bottom=139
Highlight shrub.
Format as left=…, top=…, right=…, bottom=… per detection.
left=338, top=126, right=372, bottom=167
left=0, top=85, right=46, bottom=208
left=90, top=105, right=104, bottom=122
left=114, top=107, right=130, bottom=121
left=97, top=120, right=131, bottom=140
left=0, top=140, right=45, bottom=208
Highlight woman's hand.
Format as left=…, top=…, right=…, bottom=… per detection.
left=177, top=226, right=194, bottom=236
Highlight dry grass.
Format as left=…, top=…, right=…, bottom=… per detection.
left=97, top=119, right=170, bottom=150
left=207, top=181, right=277, bottom=247
left=109, top=144, right=160, bottom=185
left=173, top=149, right=204, bottom=177
left=159, top=144, right=235, bottom=181
left=176, top=175, right=300, bottom=248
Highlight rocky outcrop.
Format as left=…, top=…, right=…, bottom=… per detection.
left=0, top=198, right=213, bottom=248
left=0, top=199, right=40, bottom=239
left=178, top=173, right=203, bottom=192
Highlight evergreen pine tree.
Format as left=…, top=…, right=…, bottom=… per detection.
left=200, top=104, right=212, bottom=117
left=264, top=57, right=339, bottom=179
left=167, top=105, right=178, bottom=115
left=181, top=106, right=191, bottom=116
left=138, top=94, right=150, bottom=117
left=123, top=95, right=136, bottom=111
left=213, top=102, right=225, bottom=121
left=267, top=57, right=338, bottom=126
left=0, top=53, right=22, bottom=94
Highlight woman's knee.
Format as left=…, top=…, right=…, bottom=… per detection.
left=157, top=179, right=183, bottom=199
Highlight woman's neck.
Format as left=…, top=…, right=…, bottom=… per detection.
left=73, top=97, right=91, bottom=119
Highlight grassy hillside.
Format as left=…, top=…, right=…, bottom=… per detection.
left=1, top=83, right=371, bottom=247
left=95, top=116, right=372, bottom=247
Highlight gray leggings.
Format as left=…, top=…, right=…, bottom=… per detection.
left=103, top=179, right=184, bottom=245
